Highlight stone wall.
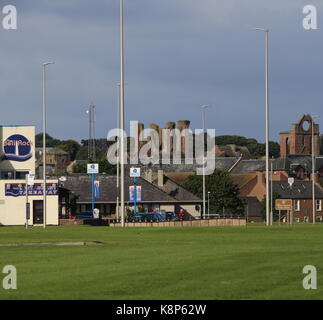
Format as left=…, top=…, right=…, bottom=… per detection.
left=109, top=218, right=246, bottom=227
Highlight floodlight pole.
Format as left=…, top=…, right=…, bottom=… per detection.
left=201, top=105, right=208, bottom=219
left=255, top=28, right=270, bottom=227
left=116, top=83, right=120, bottom=221
left=270, top=157, right=273, bottom=225
left=25, top=174, right=29, bottom=230
left=207, top=191, right=210, bottom=218
left=119, top=0, right=126, bottom=227
left=42, top=61, right=54, bottom=229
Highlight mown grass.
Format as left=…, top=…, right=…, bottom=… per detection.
left=0, top=224, right=322, bottom=300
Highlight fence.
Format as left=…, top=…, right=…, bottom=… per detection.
left=109, top=217, right=246, bottom=227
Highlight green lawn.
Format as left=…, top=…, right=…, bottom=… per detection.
left=0, top=224, right=322, bottom=300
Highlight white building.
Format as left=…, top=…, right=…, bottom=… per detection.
left=0, top=125, right=58, bottom=226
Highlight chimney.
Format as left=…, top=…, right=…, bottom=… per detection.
left=158, top=169, right=164, bottom=187
left=257, top=171, right=265, bottom=185
left=311, top=172, right=319, bottom=183
left=143, top=168, right=153, bottom=184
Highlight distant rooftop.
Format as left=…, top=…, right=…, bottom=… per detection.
left=0, top=125, right=35, bottom=127
left=272, top=181, right=323, bottom=199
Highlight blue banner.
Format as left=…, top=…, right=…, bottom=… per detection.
left=129, top=186, right=142, bottom=202
left=94, top=180, right=100, bottom=199
left=5, top=183, right=58, bottom=197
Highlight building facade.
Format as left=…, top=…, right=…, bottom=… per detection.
left=36, top=147, right=70, bottom=176
left=280, top=114, right=321, bottom=157
left=0, top=126, right=59, bottom=226
left=59, top=173, right=202, bottom=220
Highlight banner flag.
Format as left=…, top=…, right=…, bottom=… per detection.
left=94, top=180, right=100, bottom=199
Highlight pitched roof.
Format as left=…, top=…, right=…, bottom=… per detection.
left=35, top=147, right=68, bottom=155
left=273, top=155, right=323, bottom=173
left=156, top=176, right=201, bottom=202
left=231, top=173, right=257, bottom=189
left=272, top=181, right=323, bottom=199
left=47, top=148, right=69, bottom=155
left=231, top=160, right=265, bottom=174
left=61, top=174, right=199, bottom=204
left=164, top=172, right=194, bottom=185
left=125, top=157, right=239, bottom=173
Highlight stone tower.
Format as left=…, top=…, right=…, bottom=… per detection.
left=280, top=114, right=320, bottom=157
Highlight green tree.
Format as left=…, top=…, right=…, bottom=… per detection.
left=72, top=159, right=117, bottom=174
left=260, top=191, right=282, bottom=221
left=76, top=139, right=115, bottom=161
left=35, top=133, right=61, bottom=148
left=183, top=169, right=245, bottom=216
left=56, top=140, right=81, bottom=161
left=212, top=135, right=280, bottom=159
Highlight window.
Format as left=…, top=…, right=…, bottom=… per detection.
left=152, top=204, right=160, bottom=212
left=286, top=138, right=290, bottom=155
left=316, top=200, right=322, bottom=211
left=0, top=171, right=15, bottom=179
left=294, top=200, right=301, bottom=212
left=15, top=171, right=29, bottom=180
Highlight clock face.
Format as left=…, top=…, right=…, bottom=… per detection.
left=302, top=120, right=311, bottom=131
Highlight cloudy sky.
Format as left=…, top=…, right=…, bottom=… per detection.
left=1, top=0, right=323, bottom=143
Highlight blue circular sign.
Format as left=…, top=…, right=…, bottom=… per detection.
left=3, top=134, right=32, bottom=162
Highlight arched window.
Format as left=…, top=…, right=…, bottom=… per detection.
left=286, top=137, right=290, bottom=155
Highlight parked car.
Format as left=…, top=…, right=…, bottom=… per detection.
left=75, top=212, right=94, bottom=220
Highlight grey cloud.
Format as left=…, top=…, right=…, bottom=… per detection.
left=0, top=0, right=322, bottom=143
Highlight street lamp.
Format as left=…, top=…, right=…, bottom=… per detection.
left=201, top=104, right=209, bottom=219
left=255, top=28, right=270, bottom=227
left=311, top=115, right=319, bottom=224
left=42, top=61, right=55, bottom=229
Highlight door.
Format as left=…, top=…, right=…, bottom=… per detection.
left=33, top=200, right=43, bottom=224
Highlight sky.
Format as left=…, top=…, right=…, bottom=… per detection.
left=1, top=0, right=323, bottom=143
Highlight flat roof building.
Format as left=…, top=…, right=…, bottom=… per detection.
left=0, top=125, right=58, bottom=226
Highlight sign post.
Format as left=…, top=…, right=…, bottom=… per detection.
left=25, top=174, right=29, bottom=230
left=288, top=178, right=294, bottom=225
left=25, top=173, right=35, bottom=230
left=275, top=199, right=293, bottom=225
left=130, top=168, right=140, bottom=218
left=87, top=164, right=99, bottom=215
left=133, top=176, right=137, bottom=218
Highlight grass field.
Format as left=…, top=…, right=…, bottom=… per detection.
left=0, top=224, right=322, bottom=300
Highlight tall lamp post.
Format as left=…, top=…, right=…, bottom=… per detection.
left=255, top=28, right=270, bottom=227
left=207, top=191, right=210, bottom=219
left=119, top=0, right=126, bottom=227
left=270, top=157, right=274, bottom=225
left=311, top=115, right=319, bottom=224
left=116, top=83, right=121, bottom=221
left=201, top=105, right=208, bottom=219
left=42, top=61, right=54, bottom=229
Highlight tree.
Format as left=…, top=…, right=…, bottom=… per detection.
left=72, top=159, right=117, bottom=174
left=183, top=169, right=245, bottom=216
left=260, top=191, right=281, bottom=221
left=35, top=133, right=60, bottom=148
left=76, top=139, right=115, bottom=161
left=212, top=135, right=280, bottom=159
left=56, top=140, right=81, bottom=161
